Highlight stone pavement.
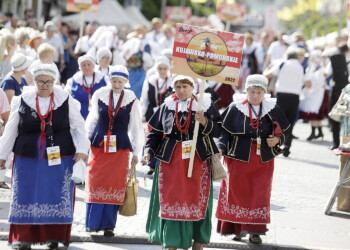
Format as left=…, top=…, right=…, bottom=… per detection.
left=1, top=121, right=350, bottom=249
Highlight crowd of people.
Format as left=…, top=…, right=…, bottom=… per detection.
left=0, top=10, right=349, bottom=250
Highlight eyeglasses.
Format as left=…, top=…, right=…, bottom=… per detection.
left=157, top=67, right=168, bottom=71
left=36, top=80, right=54, bottom=86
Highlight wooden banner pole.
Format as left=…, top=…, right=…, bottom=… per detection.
left=187, top=79, right=205, bottom=178
left=79, top=11, right=85, bottom=38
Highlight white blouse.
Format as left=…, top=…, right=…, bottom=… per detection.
left=85, top=86, right=144, bottom=156
left=0, top=85, right=90, bottom=160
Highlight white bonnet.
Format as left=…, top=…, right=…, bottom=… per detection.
left=33, top=63, right=57, bottom=80
left=109, top=65, right=130, bottom=87
left=78, top=55, right=95, bottom=69
left=96, top=47, right=112, bottom=62
left=171, top=75, right=196, bottom=89
left=244, top=74, right=268, bottom=92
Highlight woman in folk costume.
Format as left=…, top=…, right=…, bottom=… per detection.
left=0, top=63, right=89, bottom=250
left=299, top=50, right=329, bottom=140
left=65, top=55, right=108, bottom=119
left=216, top=75, right=289, bottom=244
left=95, top=47, right=112, bottom=77
left=122, top=25, right=153, bottom=99
left=141, top=56, right=173, bottom=176
left=85, top=65, right=143, bottom=237
left=142, top=75, right=222, bottom=250
left=141, top=56, right=172, bottom=122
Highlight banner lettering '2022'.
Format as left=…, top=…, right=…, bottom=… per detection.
left=172, top=24, right=244, bottom=85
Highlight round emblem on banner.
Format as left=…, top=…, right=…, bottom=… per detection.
left=185, top=32, right=228, bottom=77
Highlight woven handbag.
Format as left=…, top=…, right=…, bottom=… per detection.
left=119, top=162, right=139, bottom=216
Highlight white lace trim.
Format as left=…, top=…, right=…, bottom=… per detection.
left=158, top=161, right=210, bottom=221
left=164, top=93, right=212, bottom=112
left=72, top=71, right=106, bottom=86
left=233, top=94, right=276, bottom=118
left=95, top=87, right=136, bottom=107
left=21, top=85, right=69, bottom=112
left=9, top=168, right=73, bottom=221
left=217, top=183, right=270, bottom=221
left=86, top=186, right=126, bottom=203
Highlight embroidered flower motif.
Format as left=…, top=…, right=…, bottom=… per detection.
left=159, top=161, right=210, bottom=220
left=218, top=185, right=270, bottom=220
left=87, top=186, right=126, bottom=202
left=9, top=169, right=73, bottom=220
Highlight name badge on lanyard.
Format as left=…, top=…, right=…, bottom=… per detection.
left=256, top=137, right=261, bottom=155
left=88, top=93, right=92, bottom=112
left=182, top=140, right=192, bottom=159
left=47, top=146, right=61, bottom=166
left=104, top=135, right=117, bottom=153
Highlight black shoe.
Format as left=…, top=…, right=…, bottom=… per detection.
left=233, top=232, right=247, bottom=241
left=48, top=242, right=58, bottom=249
left=307, top=134, right=317, bottom=141
left=283, top=149, right=290, bottom=157
left=12, top=244, right=32, bottom=250
left=292, top=134, right=299, bottom=139
left=249, top=234, right=262, bottom=244
left=329, top=145, right=339, bottom=150
left=104, top=229, right=115, bottom=237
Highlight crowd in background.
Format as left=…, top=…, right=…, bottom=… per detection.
left=0, top=8, right=350, bottom=249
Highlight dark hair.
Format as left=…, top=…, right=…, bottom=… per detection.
left=175, top=79, right=194, bottom=87
left=338, top=42, right=349, bottom=53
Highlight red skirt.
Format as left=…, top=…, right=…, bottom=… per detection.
left=85, top=147, right=130, bottom=204
left=9, top=224, right=71, bottom=245
left=300, top=91, right=329, bottom=121
left=158, top=143, right=211, bottom=221
left=216, top=143, right=274, bottom=235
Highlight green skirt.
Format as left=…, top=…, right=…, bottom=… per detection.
left=146, top=161, right=213, bottom=249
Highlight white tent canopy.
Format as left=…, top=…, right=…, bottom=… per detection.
left=125, top=6, right=150, bottom=28
left=62, top=0, right=148, bottom=28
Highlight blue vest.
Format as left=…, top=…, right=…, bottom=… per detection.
left=70, top=78, right=107, bottom=119
left=90, top=99, right=135, bottom=151
left=13, top=97, right=75, bottom=158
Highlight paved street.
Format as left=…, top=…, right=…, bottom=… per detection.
left=1, top=121, right=350, bottom=249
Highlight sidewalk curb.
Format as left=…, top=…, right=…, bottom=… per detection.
left=0, top=233, right=318, bottom=250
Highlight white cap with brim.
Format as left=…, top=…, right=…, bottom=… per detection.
left=11, top=53, right=32, bottom=72
left=108, top=65, right=130, bottom=88
left=78, top=55, right=95, bottom=69
left=171, top=75, right=196, bottom=89
left=96, top=47, right=112, bottom=62
left=244, top=74, right=268, bottom=93
left=155, top=56, right=170, bottom=69
left=33, top=63, right=57, bottom=80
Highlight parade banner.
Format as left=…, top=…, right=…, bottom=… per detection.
left=66, top=0, right=99, bottom=12
left=166, top=7, right=192, bottom=24
left=216, top=1, right=246, bottom=24
left=172, top=23, right=244, bottom=85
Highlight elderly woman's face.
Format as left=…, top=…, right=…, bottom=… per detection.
left=35, top=75, right=55, bottom=97
left=174, top=80, right=194, bottom=101
left=99, top=54, right=111, bottom=68
left=110, top=77, right=127, bottom=93
left=247, top=86, right=265, bottom=106
left=81, top=61, right=94, bottom=76
left=157, top=64, right=169, bottom=79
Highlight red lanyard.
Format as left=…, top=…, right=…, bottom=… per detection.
left=106, top=90, right=124, bottom=153
left=82, top=73, right=95, bottom=99
left=35, top=93, right=55, bottom=159
left=175, top=97, right=194, bottom=133
left=248, top=102, right=262, bottom=130
left=156, top=77, right=168, bottom=105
